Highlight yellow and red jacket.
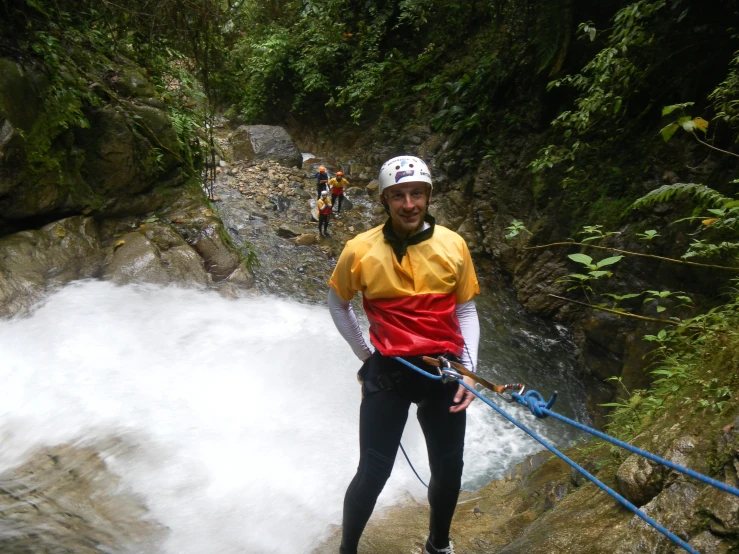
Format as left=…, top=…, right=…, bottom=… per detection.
left=328, top=217, right=479, bottom=357
left=318, top=197, right=332, bottom=215
left=328, top=177, right=348, bottom=195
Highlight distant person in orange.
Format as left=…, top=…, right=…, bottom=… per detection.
left=328, top=171, right=348, bottom=213
left=316, top=166, right=330, bottom=199
left=317, top=190, right=332, bottom=237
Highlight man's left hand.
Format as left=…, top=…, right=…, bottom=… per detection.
left=450, top=376, right=476, bottom=413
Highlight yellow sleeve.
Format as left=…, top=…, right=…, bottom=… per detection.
left=455, top=240, right=480, bottom=304
left=328, top=242, right=362, bottom=301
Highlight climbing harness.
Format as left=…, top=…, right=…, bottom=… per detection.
left=392, top=355, right=739, bottom=554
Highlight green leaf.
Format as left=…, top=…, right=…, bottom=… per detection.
left=656, top=306, right=667, bottom=313
left=662, top=102, right=693, bottom=116
left=588, top=270, right=612, bottom=279
left=660, top=123, right=679, bottom=142
left=568, top=253, right=593, bottom=266
left=596, top=255, right=624, bottom=268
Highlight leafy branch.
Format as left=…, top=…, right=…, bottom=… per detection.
left=525, top=241, right=739, bottom=271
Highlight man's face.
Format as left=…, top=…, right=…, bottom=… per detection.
left=382, top=182, right=430, bottom=236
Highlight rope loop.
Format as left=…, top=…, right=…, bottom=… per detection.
left=512, top=389, right=558, bottom=418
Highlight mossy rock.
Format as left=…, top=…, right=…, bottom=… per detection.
left=110, top=67, right=156, bottom=99
left=0, top=58, right=44, bottom=132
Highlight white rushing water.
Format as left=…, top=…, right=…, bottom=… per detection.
left=0, top=281, right=561, bottom=553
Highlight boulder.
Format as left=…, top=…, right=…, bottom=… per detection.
left=0, top=216, right=102, bottom=318
left=77, top=106, right=140, bottom=196
left=614, top=481, right=701, bottom=554
left=110, top=67, right=156, bottom=98
left=101, top=226, right=210, bottom=286
left=231, top=125, right=302, bottom=168
left=276, top=223, right=305, bottom=238
left=189, top=221, right=241, bottom=281
left=616, top=454, right=664, bottom=506
left=344, top=186, right=364, bottom=198
left=295, top=233, right=317, bottom=245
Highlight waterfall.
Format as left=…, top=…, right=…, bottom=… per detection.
left=0, top=280, right=582, bottom=553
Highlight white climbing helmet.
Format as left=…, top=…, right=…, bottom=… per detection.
left=378, top=156, right=432, bottom=195
left=321, top=190, right=328, bottom=197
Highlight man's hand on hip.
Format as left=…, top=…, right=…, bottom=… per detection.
left=449, top=376, right=476, bottom=413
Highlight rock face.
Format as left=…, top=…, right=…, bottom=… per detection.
left=0, top=444, right=165, bottom=553
left=616, top=454, right=664, bottom=506
left=0, top=216, right=102, bottom=317
left=0, top=185, right=254, bottom=319
left=231, top=125, right=302, bottom=168
left=0, top=57, right=188, bottom=233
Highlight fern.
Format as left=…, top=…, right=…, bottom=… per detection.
left=630, top=183, right=732, bottom=212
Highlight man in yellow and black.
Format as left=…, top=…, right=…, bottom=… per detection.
left=317, top=189, right=332, bottom=237
left=327, top=156, right=481, bottom=554
left=328, top=171, right=348, bottom=213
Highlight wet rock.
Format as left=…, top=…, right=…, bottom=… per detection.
left=277, top=223, right=305, bottom=238
left=110, top=66, right=156, bottom=98
left=77, top=105, right=155, bottom=196
left=689, top=531, right=730, bottom=553
left=101, top=227, right=210, bottom=286
left=127, top=103, right=181, bottom=172
left=190, top=221, right=241, bottom=281
left=616, top=454, right=664, bottom=506
left=295, top=233, right=317, bottom=246
left=231, top=125, right=302, bottom=168
left=0, top=444, right=165, bottom=553
left=614, top=481, right=701, bottom=554
left=570, top=461, right=598, bottom=487
left=344, top=186, right=364, bottom=198
left=225, top=265, right=255, bottom=288
left=698, top=480, right=739, bottom=536
left=497, top=478, right=631, bottom=554
left=0, top=216, right=102, bottom=318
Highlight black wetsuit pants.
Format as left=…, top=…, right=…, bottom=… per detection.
left=332, top=192, right=344, bottom=212
left=340, top=352, right=466, bottom=554
left=319, top=213, right=330, bottom=234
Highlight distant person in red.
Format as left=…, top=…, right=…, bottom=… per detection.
left=328, top=171, right=348, bottom=213
left=318, top=190, right=332, bottom=237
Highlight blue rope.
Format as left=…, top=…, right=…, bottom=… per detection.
left=511, top=390, right=739, bottom=499
left=391, top=357, right=708, bottom=554
left=399, top=442, right=429, bottom=488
